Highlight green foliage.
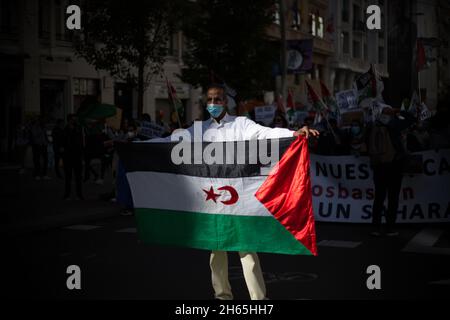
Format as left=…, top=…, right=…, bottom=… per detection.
left=181, top=0, right=278, bottom=99
left=74, top=0, right=183, bottom=88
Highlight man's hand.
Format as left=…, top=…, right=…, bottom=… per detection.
left=294, top=126, right=320, bottom=139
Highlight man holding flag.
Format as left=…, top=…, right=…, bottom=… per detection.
left=120, top=83, right=319, bottom=300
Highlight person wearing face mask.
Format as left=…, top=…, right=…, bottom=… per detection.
left=151, top=83, right=319, bottom=300
left=349, top=120, right=367, bottom=156
left=272, top=111, right=288, bottom=129
left=115, top=122, right=140, bottom=216
left=62, top=114, right=84, bottom=200
left=367, top=105, right=415, bottom=237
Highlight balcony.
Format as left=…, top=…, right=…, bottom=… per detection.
left=353, top=20, right=366, bottom=34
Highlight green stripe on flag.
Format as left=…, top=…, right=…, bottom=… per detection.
left=135, top=208, right=312, bottom=255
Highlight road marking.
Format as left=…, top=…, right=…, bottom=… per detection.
left=318, top=240, right=361, bottom=249
left=402, top=229, right=450, bottom=255
left=116, top=227, right=137, bottom=233
left=429, top=279, right=450, bottom=285
left=64, top=225, right=101, bottom=231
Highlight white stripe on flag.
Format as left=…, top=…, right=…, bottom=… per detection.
left=127, top=172, right=271, bottom=217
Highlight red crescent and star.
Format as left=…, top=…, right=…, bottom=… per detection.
left=202, top=186, right=239, bottom=205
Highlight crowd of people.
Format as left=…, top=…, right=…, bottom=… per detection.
left=12, top=92, right=450, bottom=223
left=14, top=113, right=155, bottom=215
left=259, top=98, right=450, bottom=157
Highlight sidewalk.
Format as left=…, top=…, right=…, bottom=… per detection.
left=0, top=162, right=121, bottom=236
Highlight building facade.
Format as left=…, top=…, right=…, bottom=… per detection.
left=386, top=0, right=449, bottom=110
left=328, top=0, right=389, bottom=94
left=414, top=0, right=450, bottom=109
left=0, top=0, right=201, bottom=161
left=266, top=0, right=390, bottom=106
left=267, top=0, right=334, bottom=107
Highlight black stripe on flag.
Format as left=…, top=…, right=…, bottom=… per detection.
left=117, top=138, right=295, bottom=178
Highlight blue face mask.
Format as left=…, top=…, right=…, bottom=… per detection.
left=351, top=126, right=361, bottom=136
left=207, top=104, right=225, bottom=118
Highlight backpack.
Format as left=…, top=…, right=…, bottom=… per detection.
left=367, top=123, right=396, bottom=165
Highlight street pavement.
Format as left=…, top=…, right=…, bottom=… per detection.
left=2, top=215, right=450, bottom=300
left=1, top=166, right=450, bottom=300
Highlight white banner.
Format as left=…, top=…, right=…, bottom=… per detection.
left=254, top=105, right=276, bottom=126
left=335, top=89, right=358, bottom=113
left=310, top=149, right=450, bottom=223
left=139, top=121, right=165, bottom=138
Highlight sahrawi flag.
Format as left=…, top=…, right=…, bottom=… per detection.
left=166, top=78, right=184, bottom=119
left=306, top=81, right=328, bottom=113
left=117, top=137, right=317, bottom=256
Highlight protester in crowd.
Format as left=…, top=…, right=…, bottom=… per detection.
left=29, top=116, right=50, bottom=180
left=316, top=118, right=348, bottom=156
left=407, top=122, right=431, bottom=152
left=348, top=120, right=367, bottom=156
left=52, top=119, right=65, bottom=178
left=46, top=125, right=55, bottom=175
left=115, top=121, right=140, bottom=216
left=429, top=98, right=450, bottom=149
left=100, top=122, right=116, bottom=182
left=367, top=105, right=415, bottom=237
left=272, top=110, right=289, bottom=129
left=303, top=116, right=315, bottom=128
left=149, top=83, right=319, bottom=301
left=15, top=122, right=30, bottom=175
left=83, top=124, right=104, bottom=184
left=141, top=113, right=152, bottom=122
left=62, top=114, right=84, bottom=200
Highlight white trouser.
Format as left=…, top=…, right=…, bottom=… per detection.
left=210, top=251, right=266, bottom=300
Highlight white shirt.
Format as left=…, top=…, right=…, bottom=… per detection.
left=151, top=114, right=295, bottom=142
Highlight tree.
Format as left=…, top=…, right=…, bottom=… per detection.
left=181, top=0, right=278, bottom=100
left=74, top=0, right=183, bottom=117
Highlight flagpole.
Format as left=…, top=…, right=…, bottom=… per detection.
left=418, top=71, right=422, bottom=104
left=306, top=80, right=339, bottom=143
left=323, top=112, right=340, bottom=144
left=164, top=75, right=182, bottom=129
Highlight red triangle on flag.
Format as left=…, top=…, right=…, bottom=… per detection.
left=255, top=137, right=318, bottom=256
left=287, top=90, right=295, bottom=110
left=320, top=81, right=331, bottom=98
left=416, top=39, right=427, bottom=71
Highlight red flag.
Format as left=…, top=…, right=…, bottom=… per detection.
left=255, top=137, right=318, bottom=256
left=306, top=81, right=328, bottom=112
left=165, top=78, right=183, bottom=125
left=320, top=81, right=331, bottom=98
left=320, top=81, right=338, bottom=113
left=326, top=15, right=334, bottom=34
left=276, top=94, right=285, bottom=113
left=416, top=39, right=427, bottom=71
left=287, top=90, right=295, bottom=110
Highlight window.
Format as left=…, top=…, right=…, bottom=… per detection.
left=55, top=0, right=73, bottom=41
left=353, top=4, right=364, bottom=31
left=353, top=40, right=361, bottom=58
left=309, top=12, right=324, bottom=38
left=342, top=0, right=349, bottom=22
left=317, top=16, right=324, bottom=38
left=38, top=0, right=51, bottom=39
left=167, top=32, right=179, bottom=57
left=291, top=9, right=301, bottom=30
left=73, top=78, right=100, bottom=112
left=342, top=32, right=349, bottom=54
left=0, top=0, right=18, bottom=34
left=378, top=46, right=385, bottom=63
left=310, top=13, right=316, bottom=36
left=273, top=3, right=280, bottom=25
